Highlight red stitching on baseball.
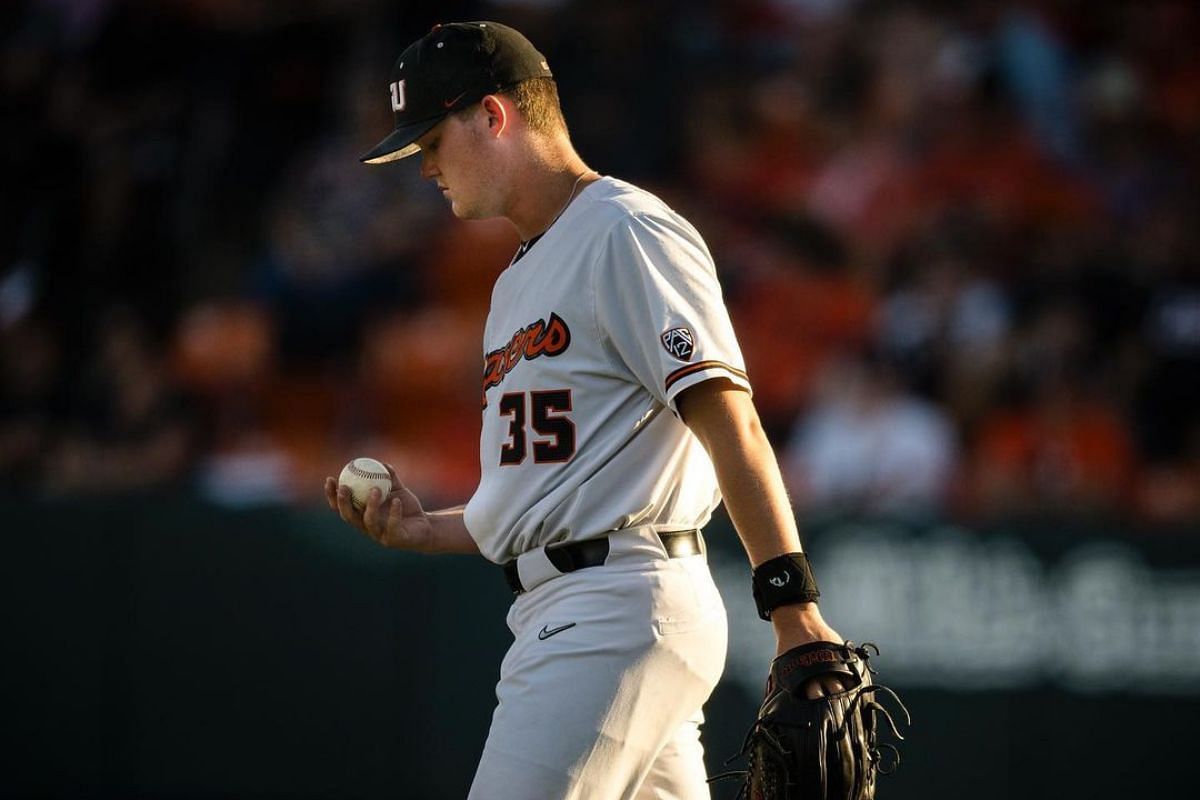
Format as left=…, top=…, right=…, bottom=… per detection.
left=349, top=464, right=389, bottom=480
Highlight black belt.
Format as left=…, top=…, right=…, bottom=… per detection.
left=503, top=529, right=703, bottom=594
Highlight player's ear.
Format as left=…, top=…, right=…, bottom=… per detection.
left=480, top=94, right=509, bottom=138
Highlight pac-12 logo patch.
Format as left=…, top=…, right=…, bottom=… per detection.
left=660, top=327, right=695, bottom=362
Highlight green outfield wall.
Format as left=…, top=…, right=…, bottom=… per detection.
left=2, top=494, right=1196, bottom=799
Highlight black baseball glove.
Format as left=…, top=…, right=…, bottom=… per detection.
left=712, top=641, right=909, bottom=800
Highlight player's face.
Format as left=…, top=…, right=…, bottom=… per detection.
left=416, top=111, right=498, bottom=219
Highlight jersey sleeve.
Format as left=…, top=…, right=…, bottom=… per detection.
left=593, top=210, right=751, bottom=413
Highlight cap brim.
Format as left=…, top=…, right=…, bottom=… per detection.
left=360, top=116, right=444, bottom=164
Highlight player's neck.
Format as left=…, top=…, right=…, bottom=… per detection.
left=506, top=151, right=598, bottom=242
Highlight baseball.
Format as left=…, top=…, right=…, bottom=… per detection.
left=337, top=457, right=394, bottom=511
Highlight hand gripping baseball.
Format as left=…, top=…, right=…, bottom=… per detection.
left=324, top=464, right=434, bottom=552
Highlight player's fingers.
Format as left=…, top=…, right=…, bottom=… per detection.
left=360, top=486, right=387, bottom=539
left=392, top=483, right=424, bottom=518
left=383, top=498, right=432, bottom=552
left=378, top=498, right=418, bottom=550
left=381, top=463, right=426, bottom=518
left=324, top=477, right=339, bottom=511
left=383, top=462, right=403, bottom=490
left=335, top=485, right=366, bottom=531
left=804, top=674, right=847, bottom=700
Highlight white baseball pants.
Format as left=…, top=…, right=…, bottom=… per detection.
left=468, top=527, right=729, bottom=800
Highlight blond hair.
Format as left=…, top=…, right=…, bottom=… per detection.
left=455, top=77, right=567, bottom=136
left=505, top=77, right=567, bottom=135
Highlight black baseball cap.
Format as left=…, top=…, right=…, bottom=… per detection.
left=361, top=21, right=553, bottom=164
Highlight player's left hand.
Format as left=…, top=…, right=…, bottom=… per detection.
left=769, top=602, right=849, bottom=698
left=714, top=640, right=909, bottom=799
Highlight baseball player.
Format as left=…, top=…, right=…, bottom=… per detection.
left=325, top=21, right=844, bottom=800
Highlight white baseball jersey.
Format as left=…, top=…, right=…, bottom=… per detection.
left=463, top=176, right=752, bottom=564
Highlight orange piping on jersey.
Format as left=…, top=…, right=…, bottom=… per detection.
left=664, top=360, right=749, bottom=393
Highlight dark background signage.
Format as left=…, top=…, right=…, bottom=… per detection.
left=3, top=496, right=1196, bottom=799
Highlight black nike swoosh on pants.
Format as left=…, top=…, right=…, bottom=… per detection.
left=537, top=623, right=577, bottom=640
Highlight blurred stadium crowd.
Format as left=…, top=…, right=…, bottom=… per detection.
left=1, top=0, right=1197, bottom=522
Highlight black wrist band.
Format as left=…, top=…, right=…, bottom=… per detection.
left=752, top=552, right=820, bottom=621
